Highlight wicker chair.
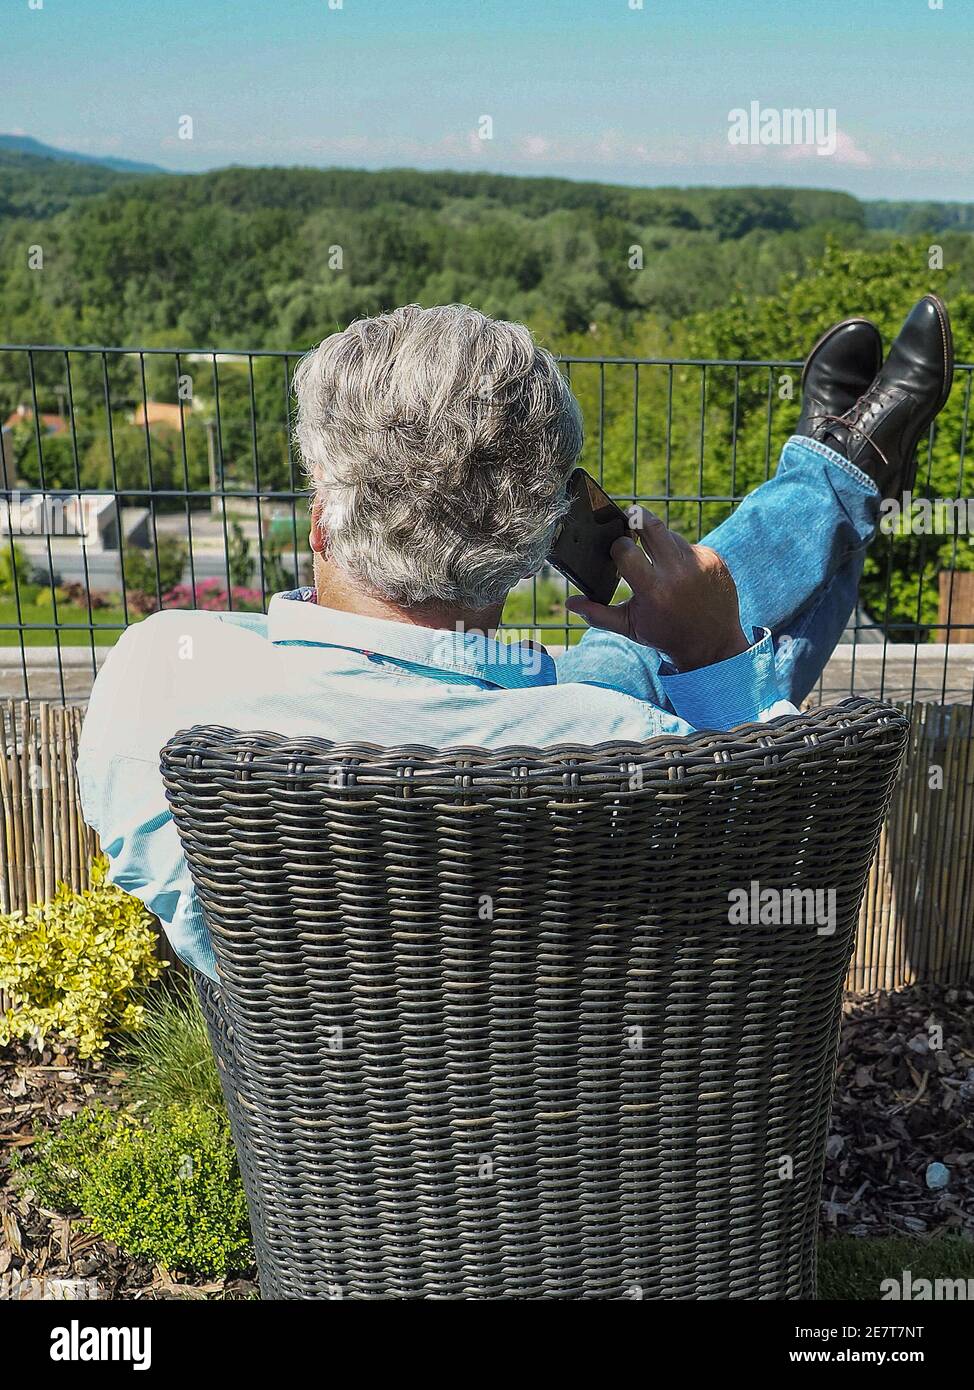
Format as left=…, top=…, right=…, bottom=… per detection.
left=160, top=696, right=908, bottom=1300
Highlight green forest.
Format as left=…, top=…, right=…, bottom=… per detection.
left=1, top=147, right=973, bottom=637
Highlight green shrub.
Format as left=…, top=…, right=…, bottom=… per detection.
left=0, top=857, right=165, bottom=1058
left=10, top=1104, right=117, bottom=1209
left=120, top=980, right=224, bottom=1113
left=227, top=519, right=253, bottom=588
left=15, top=1103, right=252, bottom=1278
left=34, top=582, right=113, bottom=611
left=0, top=542, right=32, bottom=596
left=122, top=535, right=186, bottom=595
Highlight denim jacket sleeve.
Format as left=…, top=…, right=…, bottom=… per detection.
left=658, top=627, right=797, bottom=731
left=559, top=625, right=797, bottom=732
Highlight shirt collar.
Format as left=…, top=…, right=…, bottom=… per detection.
left=267, top=590, right=556, bottom=690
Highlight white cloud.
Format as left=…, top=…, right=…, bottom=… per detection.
left=778, top=128, right=873, bottom=167
left=150, top=122, right=974, bottom=183
left=520, top=135, right=550, bottom=158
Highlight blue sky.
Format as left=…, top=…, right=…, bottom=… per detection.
left=4, top=0, right=973, bottom=199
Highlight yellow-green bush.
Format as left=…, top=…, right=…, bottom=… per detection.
left=13, top=1102, right=253, bottom=1278
left=0, top=857, right=165, bottom=1057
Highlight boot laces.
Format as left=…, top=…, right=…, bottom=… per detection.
left=816, top=408, right=894, bottom=477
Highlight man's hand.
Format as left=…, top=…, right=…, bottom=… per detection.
left=565, top=506, right=751, bottom=673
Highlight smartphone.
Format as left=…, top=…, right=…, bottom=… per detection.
left=549, top=468, right=630, bottom=606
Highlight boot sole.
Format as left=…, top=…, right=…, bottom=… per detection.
left=925, top=293, right=955, bottom=414
left=901, top=295, right=955, bottom=490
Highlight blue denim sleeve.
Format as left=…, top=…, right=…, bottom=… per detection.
left=658, top=627, right=796, bottom=731
left=556, top=627, right=669, bottom=705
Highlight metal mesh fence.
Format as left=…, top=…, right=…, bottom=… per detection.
left=1, top=344, right=972, bottom=709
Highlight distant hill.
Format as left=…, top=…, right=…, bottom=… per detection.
left=0, top=148, right=132, bottom=220
left=864, top=199, right=974, bottom=235
left=0, top=149, right=971, bottom=352
left=0, top=162, right=877, bottom=349
left=3, top=133, right=973, bottom=235
left=0, top=133, right=164, bottom=175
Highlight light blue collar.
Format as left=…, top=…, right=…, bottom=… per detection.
left=267, top=592, right=556, bottom=690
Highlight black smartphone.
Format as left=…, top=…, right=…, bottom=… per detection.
left=549, top=468, right=630, bottom=606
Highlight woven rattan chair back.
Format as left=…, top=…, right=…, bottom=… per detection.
left=161, top=697, right=908, bottom=1300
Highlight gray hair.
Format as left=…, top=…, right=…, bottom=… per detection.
left=292, top=303, right=583, bottom=609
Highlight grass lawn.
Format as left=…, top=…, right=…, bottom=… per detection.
left=0, top=596, right=132, bottom=646
left=818, top=1235, right=974, bottom=1300
left=501, top=575, right=587, bottom=646
left=4, top=586, right=589, bottom=649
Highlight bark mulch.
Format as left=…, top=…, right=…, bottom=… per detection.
left=825, top=984, right=974, bottom=1240
left=1, top=982, right=971, bottom=1296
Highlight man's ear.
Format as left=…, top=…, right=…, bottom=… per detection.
left=309, top=496, right=327, bottom=555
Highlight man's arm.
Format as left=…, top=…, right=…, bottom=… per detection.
left=561, top=506, right=798, bottom=731
left=77, top=617, right=219, bottom=980
left=559, top=437, right=881, bottom=709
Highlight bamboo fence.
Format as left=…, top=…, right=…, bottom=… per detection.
left=847, top=702, right=974, bottom=992
left=1, top=698, right=973, bottom=992
left=0, top=701, right=99, bottom=915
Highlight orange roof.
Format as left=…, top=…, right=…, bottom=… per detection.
left=132, top=401, right=190, bottom=429
left=3, top=404, right=66, bottom=433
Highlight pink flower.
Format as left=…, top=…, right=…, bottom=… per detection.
left=160, top=582, right=264, bottom=612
